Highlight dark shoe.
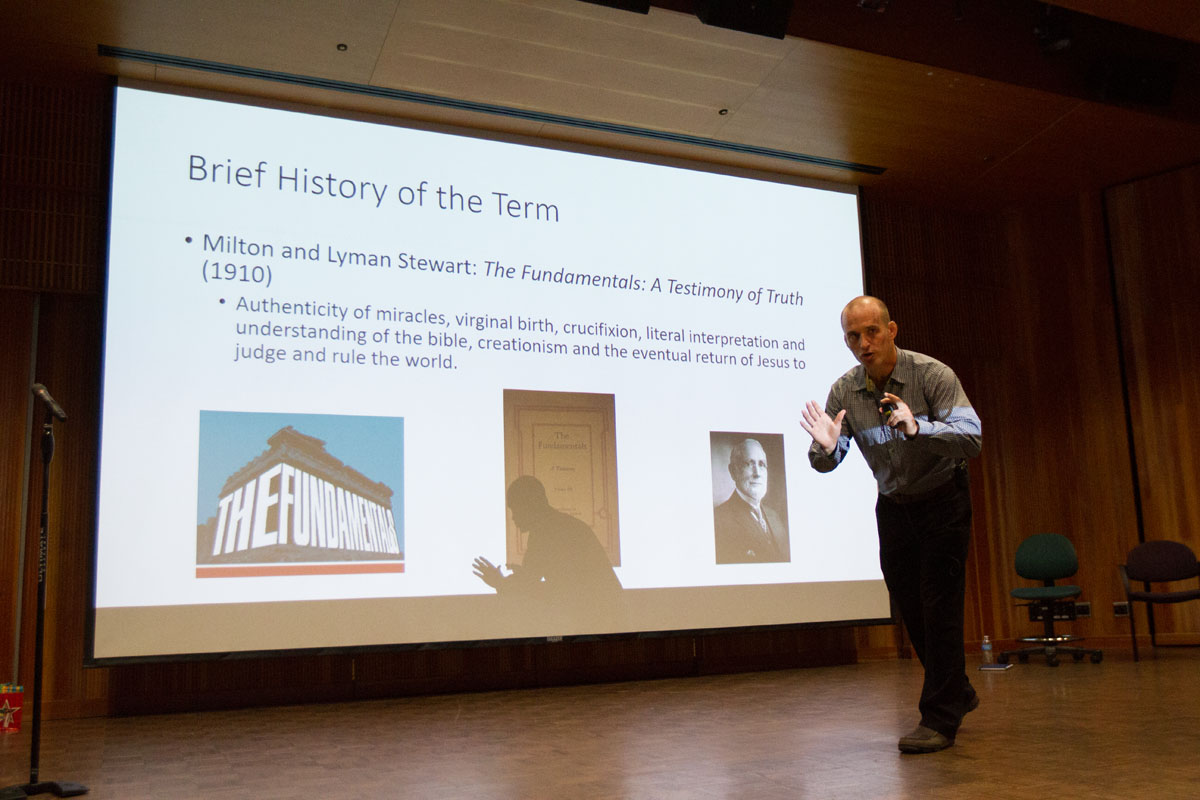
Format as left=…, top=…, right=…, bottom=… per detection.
left=965, top=693, right=980, bottom=714
left=898, top=725, right=954, bottom=754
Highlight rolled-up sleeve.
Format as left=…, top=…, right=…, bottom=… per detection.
left=912, top=364, right=981, bottom=458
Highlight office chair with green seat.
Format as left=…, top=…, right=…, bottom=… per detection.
left=998, top=533, right=1103, bottom=666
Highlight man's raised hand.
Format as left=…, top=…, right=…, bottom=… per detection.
left=800, top=400, right=845, bottom=455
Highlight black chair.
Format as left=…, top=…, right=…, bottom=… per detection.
left=998, top=533, right=1103, bottom=666
left=1119, top=540, right=1200, bottom=661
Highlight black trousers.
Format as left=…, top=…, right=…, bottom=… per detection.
left=876, top=470, right=975, bottom=738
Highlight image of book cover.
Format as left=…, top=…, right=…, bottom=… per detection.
left=196, top=410, right=404, bottom=578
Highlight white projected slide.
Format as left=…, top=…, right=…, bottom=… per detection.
left=91, top=82, right=887, bottom=660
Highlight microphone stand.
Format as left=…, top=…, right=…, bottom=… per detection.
left=1, top=390, right=87, bottom=799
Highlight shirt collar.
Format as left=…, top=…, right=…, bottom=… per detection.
left=855, top=347, right=910, bottom=394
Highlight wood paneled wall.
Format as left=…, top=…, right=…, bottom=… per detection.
left=23, top=294, right=108, bottom=716
left=3, top=76, right=1198, bottom=720
left=0, top=293, right=36, bottom=683
left=3, top=79, right=112, bottom=720
left=0, top=82, right=108, bottom=295
left=1106, top=164, right=1200, bottom=639
left=861, top=193, right=1143, bottom=650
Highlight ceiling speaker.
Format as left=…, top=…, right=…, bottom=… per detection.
left=1090, top=56, right=1177, bottom=107
left=576, top=0, right=650, bottom=12
left=695, top=0, right=795, bottom=39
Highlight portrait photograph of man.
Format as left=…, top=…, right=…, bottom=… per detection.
left=710, top=432, right=791, bottom=564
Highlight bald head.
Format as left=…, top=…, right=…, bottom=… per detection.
left=840, top=296, right=890, bottom=329
left=840, top=295, right=898, bottom=382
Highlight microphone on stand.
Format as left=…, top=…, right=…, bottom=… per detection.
left=31, top=384, right=67, bottom=421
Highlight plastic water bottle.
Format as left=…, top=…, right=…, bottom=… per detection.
left=981, top=635, right=993, bottom=664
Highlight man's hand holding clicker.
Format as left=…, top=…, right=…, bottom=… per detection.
left=880, top=392, right=918, bottom=437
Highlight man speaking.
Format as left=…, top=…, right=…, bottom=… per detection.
left=801, top=296, right=982, bottom=754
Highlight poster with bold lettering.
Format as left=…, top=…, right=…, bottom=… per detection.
left=196, top=411, right=404, bottom=577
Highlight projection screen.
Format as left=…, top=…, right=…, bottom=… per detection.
left=89, top=82, right=888, bottom=661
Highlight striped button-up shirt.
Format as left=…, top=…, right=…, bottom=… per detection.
left=808, top=348, right=982, bottom=497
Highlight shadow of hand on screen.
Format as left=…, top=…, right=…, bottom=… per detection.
left=471, top=556, right=508, bottom=590
left=472, top=477, right=622, bottom=627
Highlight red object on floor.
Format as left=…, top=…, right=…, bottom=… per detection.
left=0, top=691, right=22, bottom=733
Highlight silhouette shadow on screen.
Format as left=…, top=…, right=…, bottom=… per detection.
left=472, top=476, right=623, bottom=629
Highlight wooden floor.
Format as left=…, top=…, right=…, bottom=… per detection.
left=3, top=648, right=1198, bottom=799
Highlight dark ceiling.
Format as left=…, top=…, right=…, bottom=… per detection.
left=5, top=0, right=1200, bottom=208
